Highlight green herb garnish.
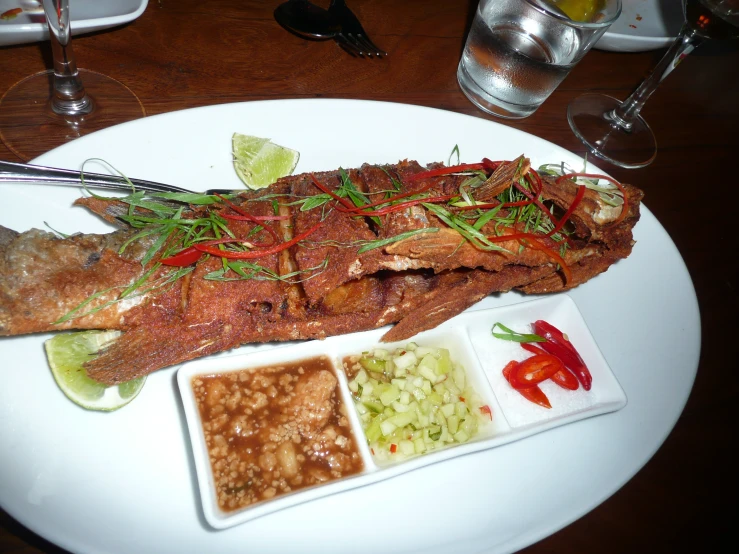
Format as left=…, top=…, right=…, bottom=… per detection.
left=357, top=228, right=440, bottom=253
left=491, top=322, right=545, bottom=343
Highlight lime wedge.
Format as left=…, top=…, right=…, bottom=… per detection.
left=45, top=331, right=146, bottom=411
left=232, top=133, right=300, bottom=189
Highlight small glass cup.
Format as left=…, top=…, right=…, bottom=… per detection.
left=457, top=0, right=622, bottom=119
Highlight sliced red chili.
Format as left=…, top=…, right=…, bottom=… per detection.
left=513, top=177, right=556, bottom=224
left=406, top=162, right=486, bottom=181
left=519, top=235, right=572, bottom=284
left=486, top=230, right=542, bottom=243
left=479, top=405, right=493, bottom=421
left=502, top=360, right=552, bottom=409
left=455, top=201, right=499, bottom=211
left=215, top=194, right=279, bottom=244
left=486, top=230, right=572, bottom=283
left=196, top=236, right=271, bottom=249
left=501, top=360, right=517, bottom=380
left=520, top=342, right=579, bottom=390
left=194, top=221, right=322, bottom=260
left=532, top=320, right=592, bottom=391
left=481, top=158, right=502, bottom=172
left=548, top=181, right=586, bottom=237
left=350, top=194, right=456, bottom=217
left=550, top=368, right=579, bottom=390
left=520, top=342, right=545, bottom=355
left=528, top=169, right=544, bottom=196
left=508, top=354, right=563, bottom=389
left=310, top=174, right=355, bottom=210
left=160, top=246, right=203, bottom=267
left=343, top=180, right=437, bottom=211
left=389, top=443, right=397, bottom=454
left=503, top=199, right=536, bottom=208
left=519, top=385, right=552, bottom=409
left=557, top=173, right=629, bottom=225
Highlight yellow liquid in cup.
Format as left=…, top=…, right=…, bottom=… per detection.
left=551, top=0, right=606, bottom=22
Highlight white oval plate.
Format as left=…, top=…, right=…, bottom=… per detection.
left=596, top=0, right=684, bottom=52
left=0, top=0, right=148, bottom=47
left=0, top=99, right=700, bottom=554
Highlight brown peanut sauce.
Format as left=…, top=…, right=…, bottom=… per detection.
left=192, top=356, right=364, bottom=512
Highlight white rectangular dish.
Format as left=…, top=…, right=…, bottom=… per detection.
left=0, top=0, right=148, bottom=47
left=177, top=294, right=627, bottom=530
left=595, top=0, right=684, bottom=52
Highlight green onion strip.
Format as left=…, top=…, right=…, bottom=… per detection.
left=491, top=322, right=545, bottom=343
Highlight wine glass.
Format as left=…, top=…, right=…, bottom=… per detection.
left=0, top=0, right=145, bottom=161
left=568, top=0, right=739, bottom=169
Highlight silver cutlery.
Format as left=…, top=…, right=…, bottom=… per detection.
left=0, top=160, right=236, bottom=196
left=329, top=0, right=387, bottom=57
left=274, top=0, right=386, bottom=58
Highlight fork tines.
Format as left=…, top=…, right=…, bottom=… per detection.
left=329, top=0, right=387, bottom=58
left=349, top=32, right=387, bottom=57
left=335, top=33, right=386, bottom=57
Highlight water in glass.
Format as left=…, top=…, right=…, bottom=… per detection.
left=457, top=0, right=621, bottom=119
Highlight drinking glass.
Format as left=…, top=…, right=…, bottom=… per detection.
left=0, top=0, right=145, bottom=161
left=568, top=0, right=739, bottom=169
left=457, top=0, right=622, bottom=119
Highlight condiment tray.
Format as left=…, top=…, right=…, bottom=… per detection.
left=177, top=294, right=627, bottom=530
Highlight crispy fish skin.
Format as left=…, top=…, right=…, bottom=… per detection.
left=0, top=227, right=153, bottom=336
left=0, top=159, right=643, bottom=385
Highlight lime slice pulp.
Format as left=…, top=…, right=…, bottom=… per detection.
left=45, top=330, right=146, bottom=411
left=232, top=133, right=300, bottom=189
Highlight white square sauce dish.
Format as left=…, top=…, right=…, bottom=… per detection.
left=177, top=294, right=626, bottom=529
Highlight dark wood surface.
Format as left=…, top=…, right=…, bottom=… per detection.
left=1, top=1, right=736, bottom=552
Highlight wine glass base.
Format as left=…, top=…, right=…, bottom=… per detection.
left=568, top=93, right=657, bottom=169
left=0, top=69, right=146, bottom=161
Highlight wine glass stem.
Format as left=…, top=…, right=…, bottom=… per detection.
left=609, top=23, right=703, bottom=131
left=45, top=0, right=93, bottom=116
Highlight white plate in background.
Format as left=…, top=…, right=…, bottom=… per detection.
left=0, top=0, right=148, bottom=47
left=596, top=0, right=684, bottom=52
left=0, top=99, right=700, bottom=554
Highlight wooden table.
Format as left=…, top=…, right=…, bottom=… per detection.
left=1, top=1, right=737, bottom=552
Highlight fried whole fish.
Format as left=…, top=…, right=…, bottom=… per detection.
left=0, top=158, right=643, bottom=385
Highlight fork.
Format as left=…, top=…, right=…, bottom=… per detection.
left=329, top=0, right=387, bottom=58
left=0, top=160, right=236, bottom=196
